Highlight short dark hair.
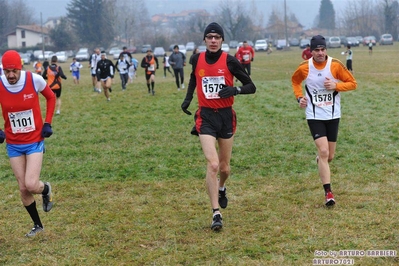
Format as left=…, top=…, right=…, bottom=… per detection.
left=173, top=45, right=179, bottom=50
left=51, top=55, right=58, bottom=62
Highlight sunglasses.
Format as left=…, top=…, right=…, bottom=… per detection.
left=205, top=35, right=222, bottom=40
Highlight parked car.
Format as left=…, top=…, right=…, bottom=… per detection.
left=229, top=40, right=238, bottom=48
left=126, top=46, right=137, bottom=54
left=221, top=43, right=230, bottom=53
left=112, top=49, right=123, bottom=59
left=198, top=45, right=207, bottom=52
left=340, top=36, right=348, bottom=46
left=355, top=36, right=363, bottom=43
left=327, top=36, right=341, bottom=48
left=108, top=47, right=120, bottom=56
left=153, top=47, right=165, bottom=57
left=346, top=37, right=359, bottom=47
left=254, top=39, right=268, bottom=51
left=363, top=36, right=376, bottom=46
left=66, top=50, right=75, bottom=58
left=77, top=47, right=89, bottom=53
left=75, top=50, right=90, bottom=61
left=141, top=44, right=152, bottom=53
left=178, top=44, right=186, bottom=55
left=276, top=39, right=289, bottom=50
left=33, top=50, right=43, bottom=59
left=19, top=53, right=31, bottom=65
left=54, top=51, right=68, bottom=63
left=379, top=33, right=393, bottom=45
left=299, top=38, right=310, bottom=49
left=185, top=42, right=195, bottom=51
left=38, top=51, right=54, bottom=60
left=289, top=38, right=300, bottom=46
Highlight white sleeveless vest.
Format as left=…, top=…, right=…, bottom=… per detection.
left=305, top=56, right=341, bottom=120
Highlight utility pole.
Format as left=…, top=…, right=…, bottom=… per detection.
left=284, top=0, right=289, bottom=50
left=41, top=12, right=44, bottom=58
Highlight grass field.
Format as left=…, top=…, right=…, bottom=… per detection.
left=1, top=44, right=399, bottom=265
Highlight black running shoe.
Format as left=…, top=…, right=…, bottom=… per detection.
left=218, top=188, right=228, bottom=209
left=211, top=214, right=223, bottom=231
left=42, top=182, right=53, bottom=212
left=25, top=224, right=43, bottom=237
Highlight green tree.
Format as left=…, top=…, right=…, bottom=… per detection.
left=318, top=0, right=335, bottom=30
left=66, top=0, right=115, bottom=48
left=382, top=0, right=398, bottom=39
left=49, top=18, right=76, bottom=51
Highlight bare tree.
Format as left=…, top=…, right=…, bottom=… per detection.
left=115, top=0, right=152, bottom=47
left=341, top=0, right=379, bottom=36
left=216, top=0, right=257, bottom=42
left=380, top=0, right=398, bottom=39
left=0, top=0, right=35, bottom=48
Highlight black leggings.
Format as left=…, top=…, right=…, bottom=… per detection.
left=173, top=68, right=184, bottom=88
left=242, top=63, right=251, bottom=76
left=164, top=66, right=173, bottom=76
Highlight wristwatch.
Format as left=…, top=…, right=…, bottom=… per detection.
left=236, top=87, right=241, bottom=94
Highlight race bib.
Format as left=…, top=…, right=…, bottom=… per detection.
left=8, top=109, right=36, bottom=133
left=202, top=76, right=225, bottom=99
left=313, top=89, right=334, bottom=108
left=148, top=64, right=155, bottom=71
left=243, top=54, right=250, bottom=61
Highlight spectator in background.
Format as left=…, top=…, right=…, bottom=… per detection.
left=163, top=53, right=174, bottom=78
left=69, top=57, right=83, bottom=85
left=368, top=41, right=373, bottom=55
left=236, top=41, right=255, bottom=76
left=42, top=55, right=67, bottom=115
left=302, top=44, right=312, bottom=60
left=169, top=45, right=186, bottom=90
left=344, top=44, right=353, bottom=73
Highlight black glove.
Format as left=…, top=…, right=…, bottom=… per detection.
left=219, top=85, right=238, bottom=98
left=251, top=58, right=254, bottom=62
left=41, top=123, right=53, bottom=138
left=0, top=129, right=5, bottom=144
left=181, top=98, right=192, bottom=115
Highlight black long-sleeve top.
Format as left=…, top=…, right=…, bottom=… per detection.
left=96, top=59, right=115, bottom=80
left=185, top=49, right=256, bottom=101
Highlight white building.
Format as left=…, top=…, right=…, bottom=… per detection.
left=7, top=24, right=51, bottom=49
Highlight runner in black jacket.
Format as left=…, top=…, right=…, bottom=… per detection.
left=96, top=51, right=115, bottom=101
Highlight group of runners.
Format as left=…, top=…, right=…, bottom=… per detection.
left=0, top=22, right=356, bottom=235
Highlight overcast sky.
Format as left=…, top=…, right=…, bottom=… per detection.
left=26, top=0, right=347, bottom=29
